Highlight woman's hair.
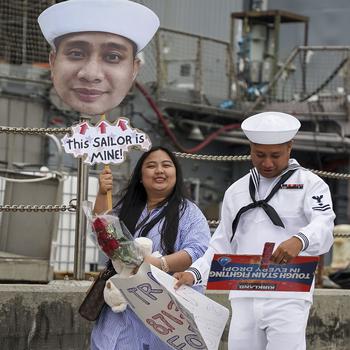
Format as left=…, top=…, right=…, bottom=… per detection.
left=116, top=146, right=189, bottom=254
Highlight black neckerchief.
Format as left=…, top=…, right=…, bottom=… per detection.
left=230, top=169, right=297, bottom=242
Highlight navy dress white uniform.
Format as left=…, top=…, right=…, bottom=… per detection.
left=186, top=112, right=335, bottom=350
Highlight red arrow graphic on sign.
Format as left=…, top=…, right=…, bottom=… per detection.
left=99, top=121, right=107, bottom=134
left=117, top=119, right=127, bottom=131
left=79, top=122, right=89, bottom=135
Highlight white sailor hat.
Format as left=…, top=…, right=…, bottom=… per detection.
left=38, top=0, right=160, bottom=53
left=241, top=111, right=301, bottom=144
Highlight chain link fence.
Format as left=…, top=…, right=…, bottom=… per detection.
left=0, top=1, right=51, bottom=65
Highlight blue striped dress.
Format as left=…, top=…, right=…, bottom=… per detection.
left=91, top=200, right=211, bottom=350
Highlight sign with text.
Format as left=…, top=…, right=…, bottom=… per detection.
left=111, top=263, right=229, bottom=350
left=61, top=118, right=151, bottom=165
left=207, top=254, right=319, bottom=292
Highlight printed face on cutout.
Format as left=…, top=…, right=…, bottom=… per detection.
left=141, top=150, right=177, bottom=199
left=49, top=32, right=140, bottom=116
left=250, top=142, right=292, bottom=178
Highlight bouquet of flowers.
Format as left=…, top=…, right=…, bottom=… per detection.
left=84, top=202, right=143, bottom=268
left=92, top=215, right=143, bottom=266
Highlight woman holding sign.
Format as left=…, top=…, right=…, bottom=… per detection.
left=93, top=146, right=211, bottom=349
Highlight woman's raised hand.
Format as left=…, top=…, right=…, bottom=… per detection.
left=99, top=167, right=113, bottom=195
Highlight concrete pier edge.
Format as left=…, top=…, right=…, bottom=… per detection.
left=0, top=282, right=349, bottom=350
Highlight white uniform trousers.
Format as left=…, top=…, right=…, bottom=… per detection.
left=228, top=298, right=311, bottom=350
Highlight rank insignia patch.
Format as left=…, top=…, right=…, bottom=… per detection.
left=312, top=195, right=331, bottom=211
left=280, top=184, right=304, bottom=189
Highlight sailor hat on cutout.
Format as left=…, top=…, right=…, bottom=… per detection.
left=38, top=0, right=160, bottom=53
left=241, top=111, right=301, bottom=144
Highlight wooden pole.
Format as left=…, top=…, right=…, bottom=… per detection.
left=101, top=114, right=113, bottom=211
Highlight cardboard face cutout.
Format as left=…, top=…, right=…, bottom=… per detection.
left=49, top=32, right=139, bottom=116
left=39, top=1, right=157, bottom=169
left=39, top=0, right=159, bottom=116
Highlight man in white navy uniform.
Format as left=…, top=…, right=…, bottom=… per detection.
left=175, top=111, right=335, bottom=350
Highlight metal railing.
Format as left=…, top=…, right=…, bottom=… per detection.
left=138, top=28, right=234, bottom=104
left=1, top=124, right=349, bottom=280
left=248, top=46, right=350, bottom=112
